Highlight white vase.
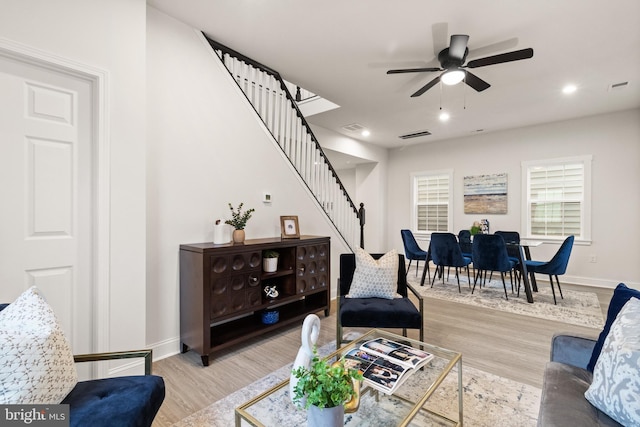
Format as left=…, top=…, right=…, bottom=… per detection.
left=307, top=404, right=344, bottom=427
left=263, top=257, right=278, bottom=272
left=213, top=223, right=227, bottom=244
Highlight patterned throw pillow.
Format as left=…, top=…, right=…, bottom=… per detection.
left=0, top=287, right=78, bottom=404
left=584, top=297, right=640, bottom=426
left=347, top=248, right=398, bottom=299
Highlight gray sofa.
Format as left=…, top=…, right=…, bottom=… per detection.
left=537, top=333, right=621, bottom=426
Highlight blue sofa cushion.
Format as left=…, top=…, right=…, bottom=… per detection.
left=339, top=296, right=421, bottom=329
left=62, top=375, right=165, bottom=427
left=587, top=283, right=640, bottom=372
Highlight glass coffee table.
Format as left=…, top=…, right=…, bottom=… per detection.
left=235, top=329, right=463, bottom=426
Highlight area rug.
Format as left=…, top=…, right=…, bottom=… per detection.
left=173, top=342, right=541, bottom=427
left=409, top=275, right=604, bottom=329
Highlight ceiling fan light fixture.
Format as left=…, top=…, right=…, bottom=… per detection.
left=441, top=69, right=465, bottom=86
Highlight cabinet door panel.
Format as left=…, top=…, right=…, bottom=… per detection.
left=296, top=244, right=329, bottom=294
left=210, top=275, right=230, bottom=319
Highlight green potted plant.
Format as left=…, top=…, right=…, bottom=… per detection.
left=292, top=350, right=362, bottom=427
left=262, top=250, right=279, bottom=273
left=470, top=221, right=482, bottom=235
left=224, top=203, right=255, bottom=243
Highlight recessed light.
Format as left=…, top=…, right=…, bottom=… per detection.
left=562, top=84, right=577, bottom=94
left=361, top=130, right=370, bottom=137
left=439, top=111, right=450, bottom=121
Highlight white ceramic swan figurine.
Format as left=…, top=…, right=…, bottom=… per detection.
left=289, top=314, right=321, bottom=402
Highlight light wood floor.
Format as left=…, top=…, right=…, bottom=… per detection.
left=151, top=281, right=613, bottom=426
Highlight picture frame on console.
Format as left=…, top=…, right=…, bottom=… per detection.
left=280, top=215, right=300, bottom=239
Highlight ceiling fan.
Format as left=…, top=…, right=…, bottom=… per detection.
left=387, top=34, right=534, bottom=97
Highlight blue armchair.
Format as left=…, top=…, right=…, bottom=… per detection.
left=0, top=304, right=165, bottom=427
left=336, top=253, right=424, bottom=347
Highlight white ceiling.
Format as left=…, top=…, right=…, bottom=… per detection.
left=148, top=0, right=640, bottom=150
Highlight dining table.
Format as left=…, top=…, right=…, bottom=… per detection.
left=419, top=236, right=543, bottom=303
left=506, top=239, right=543, bottom=303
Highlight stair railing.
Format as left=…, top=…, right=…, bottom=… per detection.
left=204, top=35, right=363, bottom=250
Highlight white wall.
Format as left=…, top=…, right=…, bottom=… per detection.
left=311, top=125, right=389, bottom=251
left=146, top=8, right=351, bottom=359
left=0, top=0, right=147, bottom=355
left=387, top=109, right=640, bottom=288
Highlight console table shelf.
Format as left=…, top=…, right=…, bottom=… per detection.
left=179, top=235, right=330, bottom=366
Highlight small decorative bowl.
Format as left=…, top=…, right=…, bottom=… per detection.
left=261, top=310, right=279, bottom=325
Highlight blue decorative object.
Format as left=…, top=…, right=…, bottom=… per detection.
left=261, top=310, right=279, bottom=325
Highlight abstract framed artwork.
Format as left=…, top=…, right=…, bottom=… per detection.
left=280, top=216, right=300, bottom=239
left=463, top=173, right=508, bottom=214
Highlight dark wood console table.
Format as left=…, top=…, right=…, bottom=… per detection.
left=179, top=235, right=330, bottom=366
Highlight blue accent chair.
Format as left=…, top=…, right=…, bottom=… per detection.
left=429, top=233, right=471, bottom=292
left=401, top=229, right=429, bottom=280
left=336, top=253, right=424, bottom=347
left=0, top=304, right=165, bottom=427
left=525, top=235, right=575, bottom=304
left=471, top=234, right=517, bottom=300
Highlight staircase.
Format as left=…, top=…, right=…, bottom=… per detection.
left=204, top=35, right=363, bottom=251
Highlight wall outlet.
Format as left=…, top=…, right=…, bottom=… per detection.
left=589, top=255, right=597, bottom=263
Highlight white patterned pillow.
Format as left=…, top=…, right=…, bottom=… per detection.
left=0, top=287, right=78, bottom=404
left=584, top=297, right=640, bottom=425
left=347, top=248, right=398, bottom=299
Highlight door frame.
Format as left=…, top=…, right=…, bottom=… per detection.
left=0, top=38, right=110, bottom=362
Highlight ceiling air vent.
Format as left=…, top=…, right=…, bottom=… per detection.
left=342, top=123, right=365, bottom=133
left=399, top=130, right=432, bottom=140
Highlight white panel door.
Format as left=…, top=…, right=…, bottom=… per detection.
left=0, top=54, right=93, bottom=354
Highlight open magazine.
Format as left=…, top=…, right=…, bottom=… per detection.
left=343, top=337, right=434, bottom=395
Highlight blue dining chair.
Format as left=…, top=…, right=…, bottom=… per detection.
left=429, top=232, right=471, bottom=292
left=525, top=235, right=575, bottom=304
left=494, top=230, right=522, bottom=291
left=457, top=229, right=472, bottom=259
left=471, top=234, right=517, bottom=300
left=401, top=229, right=429, bottom=280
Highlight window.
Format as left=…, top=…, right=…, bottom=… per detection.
left=522, top=156, right=591, bottom=240
left=412, top=170, right=452, bottom=233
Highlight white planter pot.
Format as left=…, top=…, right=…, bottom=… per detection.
left=307, top=404, right=344, bottom=427
left=263, top=257, right=278, bottom=273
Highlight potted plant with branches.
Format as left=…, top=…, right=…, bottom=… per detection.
left=224, top=203, right=255, bottom=243
left=292, top=349, right=362, bottom=427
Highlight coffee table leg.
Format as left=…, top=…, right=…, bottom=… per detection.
left=458, top=358, right=463, bottom=427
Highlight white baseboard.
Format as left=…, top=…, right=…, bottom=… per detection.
left=149, top=337, right=182, bottom=362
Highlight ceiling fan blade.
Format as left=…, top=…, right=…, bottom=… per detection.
left=432, top=22, right=449, bottom=56
left=448, top=34, right=470, bottom=61
left=387, top=67, right=441, bottom=74
left=464, top=71, right=491, bottom=92
left=410, top=76, right=441, bottom=97
left=466, top=48, right=534, bottom=68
